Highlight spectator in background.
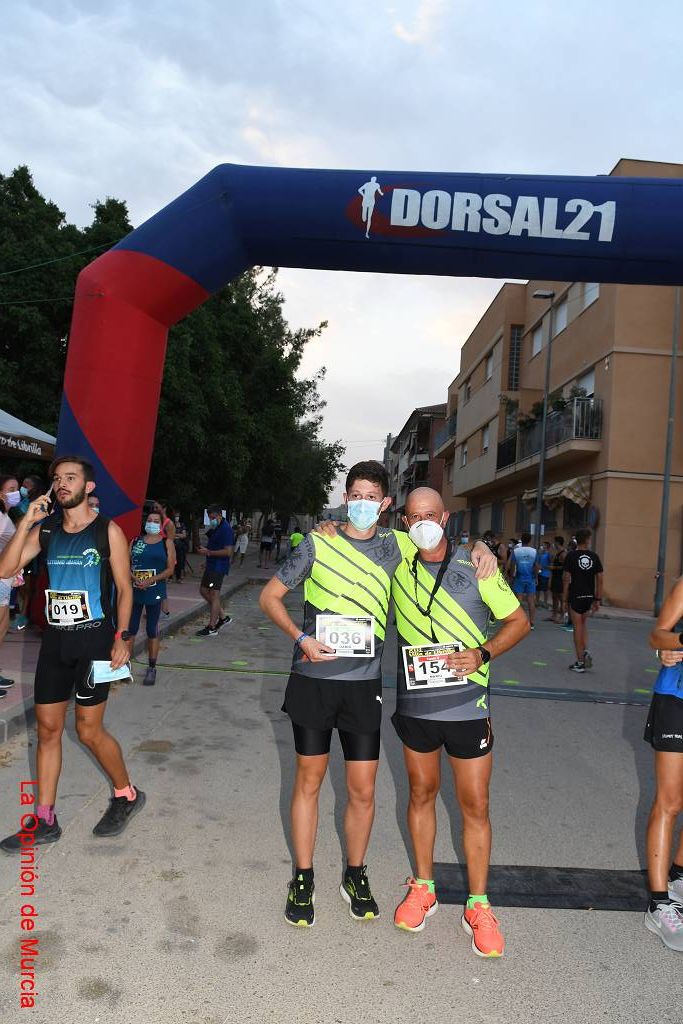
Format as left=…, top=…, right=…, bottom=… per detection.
left=0, top=492, right=16, bottom=696
left=88, top=494, right=100, bottom=512
left=273, top=518, right=283, bottom=561
left=127, top=508, right=176, bottom=685
left=0, top=477, right=23, bottom=631
left=155, top=502, right=175, bottom=616
left=509, top=532, right=539, bottom=629
left=258, top=518, right=275, bottom=569
left=537, top=541, right=552, bottom=609
left=16, top=475, right=44, bottom=629
left=172, top=510, right=189, bottom=582
left=195, top=504, right=234, bottom=637
left=549, top=536, right=567, bottom=624
left=563, top=528, right=603, bottom=673
left=235, top=521, right=250, bottom=566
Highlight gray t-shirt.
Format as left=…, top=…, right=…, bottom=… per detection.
left=276, top=530, right=404, bottom=681
left=395, top=549, right=519, bottom=721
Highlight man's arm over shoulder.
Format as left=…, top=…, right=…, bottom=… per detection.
left=275, top=535, right=316, bottom=591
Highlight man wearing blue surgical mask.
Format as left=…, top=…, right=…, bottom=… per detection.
left=259, top=463, right=498, bottom=929
left=195, top=504, right=234, bottom=637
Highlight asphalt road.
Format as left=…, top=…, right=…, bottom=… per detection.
left=0, top=585, right=677, bottom=1024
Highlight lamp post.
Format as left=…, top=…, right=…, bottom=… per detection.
left=531, top=289, right=556, bottom=549
left=654, top=286, right=681, bottom=616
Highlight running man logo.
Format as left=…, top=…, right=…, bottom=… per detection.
left=82, top=547, right=101, bottom=568
left=348, top=182, right=616, bottom=244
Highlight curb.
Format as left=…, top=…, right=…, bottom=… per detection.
left=0, top=574, right=258, bottom=744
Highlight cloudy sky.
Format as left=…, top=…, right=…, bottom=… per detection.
left=3, top=0, right=682, bottom=501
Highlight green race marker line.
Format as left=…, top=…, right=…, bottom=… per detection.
left=634, top=688, right=651, bottom=695
left=231, top=660, right=250, bottom=666
left=644, top=668, right=658, bottom=674
left=532, top=661, right=548, bottom=666
left=133, top=657, right=289, bottom=677
left=501, top=679, right=521, bottom=686
left=555, top=648, right=570, bottom=653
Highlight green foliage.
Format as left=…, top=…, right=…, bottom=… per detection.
left=0, top=166, right=345, bottom=513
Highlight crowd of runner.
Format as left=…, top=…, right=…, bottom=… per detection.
left=0, top=456, right=680, bottom=958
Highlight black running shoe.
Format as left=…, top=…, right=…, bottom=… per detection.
left=0, top=675, right=15, bottom=688
left=217, top=615, right=233, bottom=629
left=1, top=815, right=62, bottom=854
left=285, top=872, right=315, bottom=927
left=340, top=866, right=380, bottom=920
left=195, top=625, right=218, bottom=637
left=92, top=788, right=146, bottom=837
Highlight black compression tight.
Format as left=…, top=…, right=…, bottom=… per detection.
left=292, top=723, right=381, bottom=761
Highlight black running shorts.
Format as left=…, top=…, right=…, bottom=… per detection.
left=282, top=672, right=382, bottom=736
left=200, top=570, right=224, bottom=591
left=569, top=597, right=594, bottom=615
left=644, top=693, right=683, bottom=752
left=34, top=622, right=116, bottom=707
left=392, top=711, right=493, bottom=759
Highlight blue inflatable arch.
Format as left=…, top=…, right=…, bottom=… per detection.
left=57, top=164, right=683, bottom=533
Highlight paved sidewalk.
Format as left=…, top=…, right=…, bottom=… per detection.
left=0, top=579, right=677, bottom=1023
left=0, top=549, right=274, bottom=740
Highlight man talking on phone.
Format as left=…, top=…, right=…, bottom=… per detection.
left=0, top=456, right=145, bottom=853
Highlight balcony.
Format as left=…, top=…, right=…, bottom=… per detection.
left=433, top=414, right=458, bottom=455
left=496, top=398, right=602, bottom=473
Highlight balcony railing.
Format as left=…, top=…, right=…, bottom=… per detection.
left=433, top=414, right=457, bottom=451
left=496, top=398, right=602, bottom=471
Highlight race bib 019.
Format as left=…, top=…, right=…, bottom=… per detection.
left=45, top=590, right=93, bottom=627
left=402, top=642, right=466, bottom=689
left=315, top=615, right=375, bottom=657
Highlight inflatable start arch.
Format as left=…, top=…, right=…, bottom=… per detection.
left=57, top=163, right=683, bottom=534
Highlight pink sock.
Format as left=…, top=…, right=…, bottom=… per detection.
left=114, top=784, right=136, bottom=802
left=36, top=804, right=55, bottom=826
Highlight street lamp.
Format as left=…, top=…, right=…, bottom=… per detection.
left=531, top=289, right=556, bottom=549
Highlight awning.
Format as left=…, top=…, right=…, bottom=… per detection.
left=522, top=476, right=591, bottom=509
left=0, top=409, right=56, bottom=462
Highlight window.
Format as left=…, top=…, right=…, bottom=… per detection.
left=461, top=443, right=468, bottom=467
left=504, top=399, right=518, bottom=437
left=485, top=351, right=493, bottom=381
left=531, top=324, right=543, bottom=357
left=482, top=423, right=490, bottom=453
left=508, top=325, right=523, bottom=390
left=576, top=368, right=595, bottom=397
left=464, top=378, right=472, bottom=403
left=553, top=298, right=568, bottom=335
left=446, top=459, right=454, bottom=483
left=470, top=506, right=480, bottom=536
left=491, top=501, right=503, bottom=534
left=583, top=282, right=599, bottom=309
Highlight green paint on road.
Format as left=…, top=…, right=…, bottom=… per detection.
left=634, top=688, right=651, bottom=695
left=231, top=660, right=250, bottom=666
left=133, top=657, right=289, bottom=677
left=501, top=679, right=521, bottom=686
left=644, top=668, right=657, bottom=674
left=555, top=648, right=570, bottom=652
left=532, top=661, right=548, bottom=666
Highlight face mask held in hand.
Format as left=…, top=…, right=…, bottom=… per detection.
left=347, top=499, right=382, bottom=531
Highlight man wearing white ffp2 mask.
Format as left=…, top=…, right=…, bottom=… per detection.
left=392, top=486, right=529, bottom=955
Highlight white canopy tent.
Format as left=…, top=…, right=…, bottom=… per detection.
left=0, top=409, right=56, bottom=462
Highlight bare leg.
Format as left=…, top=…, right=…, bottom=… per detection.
left=527, top=592, right=536, bottom=626
left=403, top=746, right=441, bottom=878
left=646, top=750, right=683, bottom=891
left=570, top=608, right=587, bottom=661
left=450, top=751, right=493, bottom=895
left=344, top=759, right=379, bottom=865
left=35, top=701, right=69, bottom=805
left=291, top=753, right=329, bottom=868
left=75, top=703, right=131, bottom=790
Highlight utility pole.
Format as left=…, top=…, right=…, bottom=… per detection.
left=654, top=286, right=681, bottom=616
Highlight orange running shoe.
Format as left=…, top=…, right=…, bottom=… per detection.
left=394, top=878, right=438, bottom=932
left=461, top=901, right=505, bottom=957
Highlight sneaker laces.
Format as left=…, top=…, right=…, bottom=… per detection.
left=658, top=901, right=683, bottom=930
left=467, top=902, right=500, bottom=932
left=403, top=878, right=430, bottom=910
left=291, top=874, right=313, bottom=905
left=349, top=866, right=372, bottom=900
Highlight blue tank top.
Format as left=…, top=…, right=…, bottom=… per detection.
left=654, top=664, right=683, bottom=700
left=131, top=536, right=168, bottom=605
left=46, top=521, right=108, bottom=622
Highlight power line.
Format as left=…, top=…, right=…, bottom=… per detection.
left=0, top=239, right=120, bottom=279
left=0, top=296, right=73, bottom=307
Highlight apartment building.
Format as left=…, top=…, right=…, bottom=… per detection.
left=387, top=404, right=446, bottom=526
left=436, top=158, right=683, bottom=609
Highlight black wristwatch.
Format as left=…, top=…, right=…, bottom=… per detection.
left=678, top=631, right=683, bottom=646
left=476, top=646, right=491, bottom=665
left=118, top=629, right=133, bottom=642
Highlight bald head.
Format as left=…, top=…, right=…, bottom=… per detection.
left=404, top=487, right=446, bottom=524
